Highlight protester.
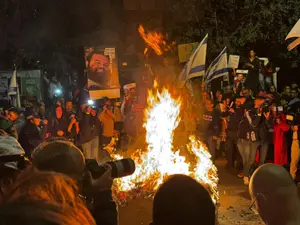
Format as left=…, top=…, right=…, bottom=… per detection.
left=282, top=85, right=292, bottom=100
left=197, top=99, right=220, bottom=162
left=151, top=174, right=215, bottom=225
left=90, top=108, right=101, bottom=162
left=254, top=94, right=273, bottom=166
left=7, top=108, right=25, bottom=134
left=288, top=88, right=300, bottom=112
left=268, top=85, right=280, bottom=104
left=99, top=97, right=115, bottom=149
left=290, top=124, right=300, bottom=181
left=243, top=50, right=261, bottom=94
left=224, top=96, right=244, bottom=173
left=65, top=100, right=75, bottom=117
left=77, top=104, right=94, bottom=158
left=19, top=115, right=48, bottom=158
left=49, top=106, right=68, bottom=138
left=37, top=102, right=47, bottom=119
left=273, top=114, right=290, bottom=166
left=249, top=164, right=300, bottom=225
left=237, top=105, right=261, bottom=185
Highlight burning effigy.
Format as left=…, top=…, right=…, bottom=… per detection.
left=110, top=85, right=219, bottom=205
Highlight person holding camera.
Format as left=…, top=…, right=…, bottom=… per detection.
left=49, top=106, right=68, bottom=138
left=77, top=104, right=95, bottom=158
left=224, top=97, right=245, bottom=173
left=254, top=94, right=274, bottom=166
left=99, top=97, right=115, bottom=149
left=237, top=105, right=262, bottom=185
left=31, top=139, right=118, bottom=225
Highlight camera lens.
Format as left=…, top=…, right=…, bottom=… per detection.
left=108, top=158, right=135, bottom=178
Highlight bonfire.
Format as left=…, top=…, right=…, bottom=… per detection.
left=111, top=86, right=219, bottom=205
left=109, top=25, right=219, bottom=206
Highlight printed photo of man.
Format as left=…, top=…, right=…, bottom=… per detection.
left=86, top=50, right=112, bottom=89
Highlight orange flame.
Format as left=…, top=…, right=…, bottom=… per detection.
left=138, top=25, right=175, bottom=56
left=111, top=85, right=219, bottom=204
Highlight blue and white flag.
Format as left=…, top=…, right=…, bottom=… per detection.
left=204, top=47, right=228, bottom=84
left=178, top=34, right=208, bottom=88
left=8, top=70, right=21, bottom=108
left=286, top=19, right=300, bottom=51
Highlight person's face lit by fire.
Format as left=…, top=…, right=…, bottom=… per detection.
left=242, top=89, right=250, bottom=97
left=284, top=86, right=291, bottom=96
left=56, top=107, right=63, bottom=119
left=8, top=112, right=18, bottom=122
left=130, top=88, right=136, bottom=97
left=89, top=53, right=110, bottom=73
left=201, top=92, right=208, bottom=101
left=204, top=100, right=214, bottom=111
left=291, top=89, right=298, bottom=99
left=237, top=74, right=244, bottom=82
left=249, top=50, right=255, bottom=58
left=269, top=86, right=276, bottom=93
left=216, top=91, right=223, bottom=101
left=66, top=102, right=73, bottom=113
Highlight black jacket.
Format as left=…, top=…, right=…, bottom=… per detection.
left=19, top=122, right=47, bottom=157
left=77, top=113, right=94, bottom=145
left=237, top=110, right=261, bottom=141
left=224, top=107, right=244, bottom=139
left=197, top=109, right=221, bottom=137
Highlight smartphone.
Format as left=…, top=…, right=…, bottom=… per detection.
left=277, top=106, right=283, bottom=112
left=286, top=115, right=294, bottom=121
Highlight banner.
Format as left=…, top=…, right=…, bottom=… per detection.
left=85, top=46, right=120, bottom=99
left=178, top=42, right=199, bottom=63
left=228, top=55, right=240, bottom=68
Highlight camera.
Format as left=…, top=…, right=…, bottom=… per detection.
left=262, top=102, right=271, bottom=113
left=85, top=158, right=136, bottom=179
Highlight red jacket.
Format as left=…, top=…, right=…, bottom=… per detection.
left=273, top=114, right=290, bottom=166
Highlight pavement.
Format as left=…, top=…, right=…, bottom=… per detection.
left=118, top=159, right=263, bottom=225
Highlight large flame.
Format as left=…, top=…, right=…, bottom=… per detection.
left=138, top=25, right=175, bottom=56
left=112, top=87, right=219, bottom=204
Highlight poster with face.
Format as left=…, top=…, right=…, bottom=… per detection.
left=85, top=47, right=120, bottom=91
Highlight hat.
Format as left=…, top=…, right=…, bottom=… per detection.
left=0, top=119, right=13, bottom=131
left=0, top=136, right=25, bottom=169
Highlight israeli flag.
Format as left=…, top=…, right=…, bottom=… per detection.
left=178, top=34, right=208, bottom=88
left=8, top=70, right=21, bottom=108
left=205, top=47, right=228, bottom=84
left=286, top=19, right=300, bottom=51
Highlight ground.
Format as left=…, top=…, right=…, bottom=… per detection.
left=118, top=159, right=263, bottom=225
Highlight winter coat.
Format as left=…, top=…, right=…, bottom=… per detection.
left=273, top=114, right=290, bottom=166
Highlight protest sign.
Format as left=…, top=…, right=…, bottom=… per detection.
left=228, top=55, right=240, bottom=68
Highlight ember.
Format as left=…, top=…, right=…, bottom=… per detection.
left=111, top=86, right=219, bottom=205
left=138, top=25, right=175, bottom=56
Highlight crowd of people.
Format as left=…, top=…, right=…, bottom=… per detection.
left=0, top=49, right=300, bottom=225
left=193, top=50, right=300, bottom=185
